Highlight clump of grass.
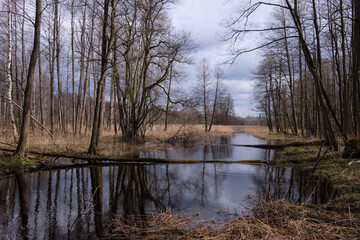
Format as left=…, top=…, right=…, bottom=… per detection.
left=165, top=128, right=201, bottom=147
left=0, top=155, right=34, bottom=170
left=109, top=199, right=360, bottom=239
left=239, top=126, right=320, bottom=144
left=282, top=146, right=319, bottom=159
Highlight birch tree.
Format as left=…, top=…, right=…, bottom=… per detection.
left=6, top=0, right=19, bottom=142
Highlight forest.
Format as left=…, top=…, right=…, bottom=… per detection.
left=0, top=0, right=360, bottom=239
left=0, top=0, right=236, bottom=157
left=245, top=0, right=360, bottom=151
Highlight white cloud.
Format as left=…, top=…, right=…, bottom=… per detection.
left=169, top=0, right=270, bottom=117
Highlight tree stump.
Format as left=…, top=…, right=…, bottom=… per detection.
left=342, top=139, right=360, bottom=158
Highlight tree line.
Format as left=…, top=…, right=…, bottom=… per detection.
left=0, top=0, right=235, bottom=157
left=227, top=0, right=359, bottom=150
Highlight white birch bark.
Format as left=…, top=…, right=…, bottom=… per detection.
left=6, top=0, right=19, bottom=142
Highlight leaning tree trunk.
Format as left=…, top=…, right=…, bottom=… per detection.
left=208, top=73, right=220, bottom=132
left=164, top=65, right=173, bottom=132
left=285, top=0, right=340, bottom=150
left=15, top=0, right=42, bottom=157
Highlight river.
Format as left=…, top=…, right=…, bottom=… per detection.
left=0, top=133, right=334, bottom=239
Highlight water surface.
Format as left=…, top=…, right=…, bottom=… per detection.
left=140, top=133, right=274, bottom=160
left=0, top=133, right=334, bottom=239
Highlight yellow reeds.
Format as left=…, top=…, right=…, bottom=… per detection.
left=109, top=199, right=360, bottom=239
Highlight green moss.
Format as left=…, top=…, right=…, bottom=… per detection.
left=282, top=146, right=319, bottom=159
left=280, top=145, right=360, bottom=195
left=0, top=156, right=35, bottom=170
left=332, top=193, right=360, bottom=204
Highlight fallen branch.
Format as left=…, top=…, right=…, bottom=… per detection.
left=0, top=94, right=54, bottom=139
left=0, top=146, right=270, bottom=166
left=213, top=141, right=323, bottom=149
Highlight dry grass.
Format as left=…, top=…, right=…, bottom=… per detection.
left=0, top=124, right=244, bottom=158
left=238, top=126, right=320, bottom=143
left=109, top=199, right=360, bottom=239
left=146, top=124, right=240, bottom=140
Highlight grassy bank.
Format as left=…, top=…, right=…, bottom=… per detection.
left=108, top=126, right=360, bottom=239
left=109, top=200, right=359, bottom=239
left=1, top=125, right=359, bottom=238
left=0, top=124, right=242, bottom=168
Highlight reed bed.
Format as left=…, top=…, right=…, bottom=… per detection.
left=109, top=199, right=360, bottom=239
left=0, top=124, right=243, bottom=157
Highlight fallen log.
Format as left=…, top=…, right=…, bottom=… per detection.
left=26, top=159, right=270, bottom=172
left=214, top=141, right=324, bottom=149
left=0, top=146, right=271, bottom=166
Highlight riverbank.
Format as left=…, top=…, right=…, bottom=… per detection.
left=109, top=199, right=359, bottom=239
left=1, top=125, right=359, bottom=239
left=0, top=124, right=240, bottom=158
left=0, top=124, right=241, bottom=170
left=108, top=126, right=360, bottom=239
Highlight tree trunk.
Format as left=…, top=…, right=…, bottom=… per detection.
left=55, top=0, right=63, bottom=132
left=38, top=48, right=44, bottom=129
left=164, top=65, right=173, bottom=131
left=353, top=0, right=360, bottom=137
left=75, top=4, right=87, bottom=135
left=88, top=0, right=110, bottom=154
left=283, top=17, right=298, bottom=135
left=15, top=0, right=42, bottom=157
left=285, top=0, right=339, bottom=150
left=21, top=0, right=26, bottom=104
left=6, top=0, right=19, bottom=142
left=71, top=0, right=75, bottom=134
left=209, top=70, right=220, bottom=132
left=340, top=0, right=349, bottom=132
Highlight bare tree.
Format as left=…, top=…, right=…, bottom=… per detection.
left=197, top=58, right=212, bottom=132
left=225, top=0, right=358, bottom=150
left=114, top=0, right=191, bottom=141
left=88, top=0, right=111, bottom=154
left=208, top=65, right=223, bottom=132
left=6, top=0, right=19, bottom=142
left=15, top=0, right=42, bottom=157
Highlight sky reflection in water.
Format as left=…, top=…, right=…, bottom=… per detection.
left=0, top=133, right=334, bottom=239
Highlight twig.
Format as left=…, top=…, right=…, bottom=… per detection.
left=68, top=185, right=100, bottom=233
left=0, top=141, right=16, bottom=148
left=0, top=94, right=54, bottom=140
left=297, top=141, right=331, bottom=203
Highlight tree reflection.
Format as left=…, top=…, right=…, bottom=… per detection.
left=0, top=162, right=335, bottom=239
left=15, top=171, right=28, bottom=240
left=252, top=165, right=334, bottom=204
left=90, top=166, right=103, bottom=236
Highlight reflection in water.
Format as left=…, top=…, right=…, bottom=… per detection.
left=90, top=167, right=103, bottom=236
left=0, top=163, right=334, bottom=239
left=140, top=133, right=274, bottom=161
left=16, top=171, right=28, bottom=240
left=0, top=131, right=332, bottom=239
left=252, top=165, right=335, bottom=205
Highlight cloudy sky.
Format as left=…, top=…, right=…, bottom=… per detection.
left=169, top=0, right=271, bottom=117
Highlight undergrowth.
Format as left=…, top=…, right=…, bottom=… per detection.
left=109, top=199, right=360, bottom=239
